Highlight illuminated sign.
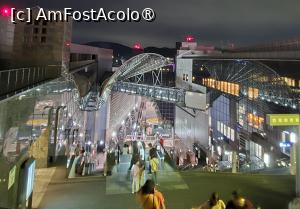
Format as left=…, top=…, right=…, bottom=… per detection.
left=280, top=142, right=291, bottom=148
left=267, top=114, right=300, bottom=126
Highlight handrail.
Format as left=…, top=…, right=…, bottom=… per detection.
left=0, top=66, right=61, bottom=99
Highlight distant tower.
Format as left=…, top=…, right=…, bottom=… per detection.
left=185, top=35, right=195, bottom=43
left=132, top=42, right=143, bottom=55
left=181, top=35, right=197, bottom=50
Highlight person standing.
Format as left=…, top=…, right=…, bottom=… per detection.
left=139, top=160, right=146, bottom=189
left=149, top=143, right=157, bottom=159
left=131, top=160, right=140, bottom=194
left=129, top=141, right=140, bottom=170
left=148, top=143, right=157, bottom=174
left=137, top=180, right=160, bottom=209
left=226, top=190, right=254, bottom=209
left=150, top=156, right=159, bottom=185
left=76, top=149, right=85, bottom=176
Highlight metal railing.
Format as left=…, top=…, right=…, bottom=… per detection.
left=240, top=156, right=266, bottom=172
left=112, top=81, right=186, bottom=104
left=0, top=66, right=61, bottom=99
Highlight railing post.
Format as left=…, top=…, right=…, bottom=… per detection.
left=37, top=67, right=40, bottom=81
left=43, top=67, right=45, bottom=80
left=33, top=67, right=36, bottom=83
left=7, top=70, right=10, bottom=91
left=27, top=68, right=30, bottom=85
left=22, top=68, right=25, bottom=86
left=15, top=69, right=18, bottom=89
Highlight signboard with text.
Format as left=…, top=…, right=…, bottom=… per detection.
left=267, top=114, right=300, bottom=126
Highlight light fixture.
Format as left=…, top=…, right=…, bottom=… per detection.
left=290, top=132, right=296, bottom=143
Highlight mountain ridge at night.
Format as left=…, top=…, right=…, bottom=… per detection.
left=85, top=41, right=176, bottom=58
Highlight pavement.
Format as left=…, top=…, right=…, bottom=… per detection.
left=32, top=167, right=56, bottom=209
left=106, top=153, right=187, bottom=195
left=36, top=153, right=295, bottom=209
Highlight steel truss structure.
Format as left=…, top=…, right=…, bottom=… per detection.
left=112, top=81, right=185, bottom=105
left=201, top=60, right=299, bottom=110
left=79, top=53, right=169, bottom=111
left=76, top=55, right=299, bottom=111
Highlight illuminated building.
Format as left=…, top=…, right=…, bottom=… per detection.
left=175, top=37, right=300, bottom=170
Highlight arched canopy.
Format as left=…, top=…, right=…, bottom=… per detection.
left=200, top=60, right=298, bottom=109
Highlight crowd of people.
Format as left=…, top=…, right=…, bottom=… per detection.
left=137, top=183, right=258, bottom=209
left=192, top=191, right=256, bottom=209
left=68, top=143, right=100, bottom=177
left=126, top=140, right=262, bottom=209
left=130, top=142, right=160, bottom=193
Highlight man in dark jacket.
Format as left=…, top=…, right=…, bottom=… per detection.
left=226, top=190, right=254, bottom=209
left=149, top=143, right=157, bottom=159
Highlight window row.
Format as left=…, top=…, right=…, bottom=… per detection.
left=183, top=74, right=189, bottom=81
left=247, top=113, right=264, bottom=130
left=217, top=121, right=235, bottom=141
left=202, top=78, right=239, bottom=96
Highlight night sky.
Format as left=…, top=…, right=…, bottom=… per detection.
left=4, top=0, right=300, bottom=47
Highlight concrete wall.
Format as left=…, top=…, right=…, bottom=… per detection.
left=0, top=15, right=15, bottom=67
left=12, top=7, right=72, bottom=68
left=70, top=43, right=113, bottom=78
left=175, top=106, right=209, bottom=149
left=176, top=58, right=193, bottom=89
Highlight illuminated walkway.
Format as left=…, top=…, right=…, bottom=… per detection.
left=106, top=153, right=188, bottom=195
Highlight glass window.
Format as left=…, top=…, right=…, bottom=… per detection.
left=226, top=126, right=231, bottom=138
left=34, top=28, right=39, bottom=34
left=230, top=128, right=235, bottom=141
left=220, top=123, right=224, bottom=135
left=41, top=36, right=46, bottom=43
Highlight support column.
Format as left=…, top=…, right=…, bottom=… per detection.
left=291, top=143, right=296, bottom=175
left=232, top=151, right=237, bottom=173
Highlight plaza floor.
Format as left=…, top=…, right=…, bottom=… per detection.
left=37, top=156, right=295, bottom=209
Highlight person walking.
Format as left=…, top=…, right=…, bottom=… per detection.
left=148, top=143, right=157, bottom=174
left=226, top=190, right=254, bottom=209
left=192, top=192, right=225, bottom=209
left=150, top=156, right=159, bottom=185
left=131, top=160, right=140, bottom=194
left=139, top=160, right=146, bottom=189
left=137, top=180, right=160, bottom=209
left=76, top=149, right=86, bottom=176
left=129, top=141, right=140, bottom=170
left=149, top=143, right=157, bottom=159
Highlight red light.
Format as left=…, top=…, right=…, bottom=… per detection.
left=65, top=41, right=71, bottom=47
left=0, top=6, right=11, bottom=17
left=185, top=35, right=195, bottom=42
left=133, top=42, right=142, bottom=50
